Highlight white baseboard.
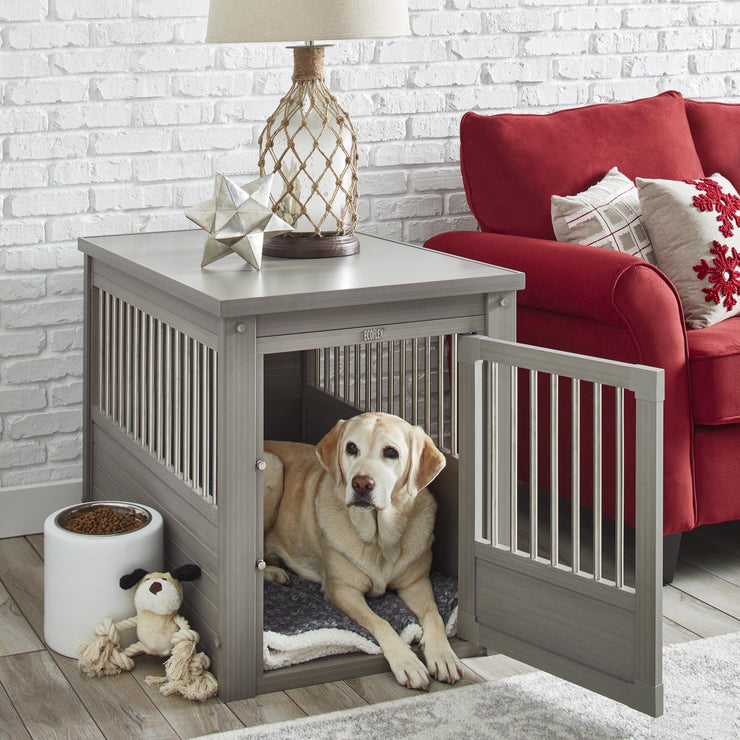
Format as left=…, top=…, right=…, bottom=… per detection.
left=0, top=479, right=82, bottom=538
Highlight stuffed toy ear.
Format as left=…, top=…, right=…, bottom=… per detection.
left=119, top=568, right=148, bottom=590
left=171, top=564, right=201, bottom=583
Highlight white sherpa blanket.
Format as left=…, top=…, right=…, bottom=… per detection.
left=263, top=571, right=458, bottom=670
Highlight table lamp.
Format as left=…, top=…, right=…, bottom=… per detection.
left=206, top=0, right=411, bottom=258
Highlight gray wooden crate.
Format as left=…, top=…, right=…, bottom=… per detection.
left=80, top=230, right=523, bottom=702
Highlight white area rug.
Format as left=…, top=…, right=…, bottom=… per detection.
left=199, top=631, right=740, bottom=739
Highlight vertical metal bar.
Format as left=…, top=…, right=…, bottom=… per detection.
left=193, top=338, right=201, bottom=492
left=510, top=364, right=518, bottom=553
left=97, top=290, right=104, bottom=412
left=529, top=369, right=538, bottom=559
left=117, top=297, right=124, bottom=426
left=148, top=315, right=155, bottom=453
left=451, top=334, right=458, bottom=456
left=132, top=307, right=139, bottom=439
left=365, top=342, right=372, bottom=411
left=550, top=373, right=559, bottom=567
left=400, top=339, right=407, bottom=420
left=140, top=310, right=146, bottom=444
left=321, top=347, right=331, bottom=393
left=333, top=346, right=340, bottom=398
left=354, top=345, right=361, bottom=409
left=165, top=325, right=172, bottom=467
left=110, top=296, right=118, bottom=422
left=412, top=338, right=419, bottom=425
left=388, top=341, right=395, bottom=415
left=211, top=348, right=218, bottom=504
left=344, top=345, right=350, bottom=401
left=377, top=342, right=383, bottom=412
left=424, top=337, right=431, bottom=435
left=125, top=302, right=132, bottom=434
left=490, top=361, right=498, bottom=547
left=184, top=336, right=191, bottom=483
left=156, top=320, right=164, bottom=460
left=106, top=293, right=112, bottom=416
left=313, top=349, right=320, bottom=390
left=593, top=382, right=603, bottom=581
left=615, top=386, right=625, bottom=588
left=174, top=330, right=181, bottom=476
left=438, top=335, right=445, bottom=449
left=571, top=377, right=581, bottom=573
left=202, top=343, right=209, bottom=498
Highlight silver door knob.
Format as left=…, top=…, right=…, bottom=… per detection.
left=256, top=559, right=266, bottom=570
left=256, top=459, right=267, bottom=471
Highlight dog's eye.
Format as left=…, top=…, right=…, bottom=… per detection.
left=383, top=446, right=399, bottom=459
left=346, top=442, right=358, bottom=456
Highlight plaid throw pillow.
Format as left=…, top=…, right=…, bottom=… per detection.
left=551, top=167, right=656, bottom=264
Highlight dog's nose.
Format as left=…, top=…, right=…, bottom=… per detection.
left=352, top=475, right=375, bottom=497
left=149, top=581, right=163, bottom=595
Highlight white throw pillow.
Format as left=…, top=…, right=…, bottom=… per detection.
left=551, top=167, right=656, bottom=264
left=637, top=173, right=740, bottom=329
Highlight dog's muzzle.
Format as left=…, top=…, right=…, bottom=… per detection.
left=350, top=474, right=376, bottom=509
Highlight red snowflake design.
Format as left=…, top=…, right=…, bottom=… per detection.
left=693, top=240, right=740, bottom=311
left=683, top=177, right=740, bottom=237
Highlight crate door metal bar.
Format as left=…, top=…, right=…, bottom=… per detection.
left=457, top=335, right=664, bottom=717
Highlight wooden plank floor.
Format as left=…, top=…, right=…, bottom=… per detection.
left=0, top=521, right=739, bottom=739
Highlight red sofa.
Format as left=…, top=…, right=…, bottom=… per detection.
left=426, top=91, right=740, bottom=579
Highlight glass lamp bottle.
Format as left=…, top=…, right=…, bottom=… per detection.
left=206, top=0, right=410, bottom=258
left=258, top=44, right=359, bottom=257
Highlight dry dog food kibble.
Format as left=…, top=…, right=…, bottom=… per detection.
left=60, top=506, right=147, bottom=535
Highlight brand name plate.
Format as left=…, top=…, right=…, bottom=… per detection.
left=362, top=327, right=385, bottom=342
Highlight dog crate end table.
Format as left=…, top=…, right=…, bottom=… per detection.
left=79, top=230, right=523, bottom=701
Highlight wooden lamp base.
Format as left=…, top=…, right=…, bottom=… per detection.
left=263, top=234, right=360, bottom=259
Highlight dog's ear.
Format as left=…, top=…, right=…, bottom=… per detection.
left=119, top=568, right=148, bottom=590
left=170, top=564, right=201, bottom=583
left=315, top=419, right=346, bottom=484
left=409, top=426, right=446, bottom=494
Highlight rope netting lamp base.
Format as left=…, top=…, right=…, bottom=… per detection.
left=258, top=45, right=359, bottom=258
left=205, top=0, right=410, bottom=259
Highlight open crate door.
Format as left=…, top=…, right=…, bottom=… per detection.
left=456, top=335, right=664, bottom=717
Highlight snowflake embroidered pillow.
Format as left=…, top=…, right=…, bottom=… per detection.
left=636, top=173, right=740, bottom=329
left=551, top=167, right=656, bottom=264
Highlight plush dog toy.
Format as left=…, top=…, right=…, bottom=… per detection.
left=76, top=564, right=218, bottom=701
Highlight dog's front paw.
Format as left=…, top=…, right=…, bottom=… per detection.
left=387, top=644, right=431, bottom=690
left=423, top=640, right=464, bottom=684
left=263, top=565, right=291, bottom=585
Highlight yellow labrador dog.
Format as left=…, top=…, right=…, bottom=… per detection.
left=263, top=411, right=464, bottom=689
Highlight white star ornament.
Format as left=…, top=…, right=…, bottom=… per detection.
left=186, top=172, right=292, bottom=270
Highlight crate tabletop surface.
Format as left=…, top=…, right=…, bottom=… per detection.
left=79, top=230, right=524, bottom=317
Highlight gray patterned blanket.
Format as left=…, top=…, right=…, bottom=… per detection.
left=263, top=571, right=458, bottom=670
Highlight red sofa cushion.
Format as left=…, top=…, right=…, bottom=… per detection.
left=688, top=317, right=740, bottom=424
left=685, top=98, right=740, bottom=191
left=461, top=90, right=705, bottom=241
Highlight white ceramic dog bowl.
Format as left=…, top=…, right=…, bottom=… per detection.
left=43, top=501, right=163, bottom=658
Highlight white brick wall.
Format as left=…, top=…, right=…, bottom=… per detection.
left=0, top=0, right=738, bottom=487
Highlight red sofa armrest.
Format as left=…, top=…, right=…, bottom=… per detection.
left=425, top=230, right=697, bottom=533
left=426, top=231, right=677, bottom=330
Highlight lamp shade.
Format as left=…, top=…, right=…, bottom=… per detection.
left=206, top=0, right=410, bottom=43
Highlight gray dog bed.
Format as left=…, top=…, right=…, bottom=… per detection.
left=263, top=571, right=458, bottom=670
